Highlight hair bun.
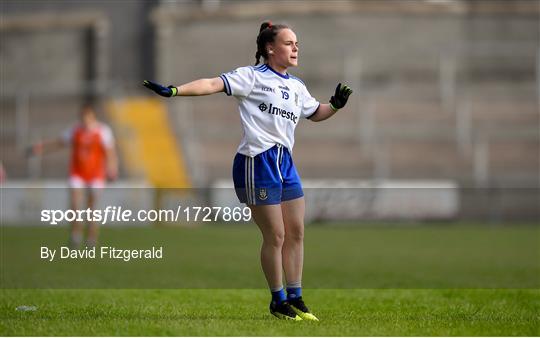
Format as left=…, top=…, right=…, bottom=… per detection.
left=259, top=21, right=272, bottom=33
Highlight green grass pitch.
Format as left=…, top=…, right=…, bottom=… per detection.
left=1, top=224, right=539, bottom=336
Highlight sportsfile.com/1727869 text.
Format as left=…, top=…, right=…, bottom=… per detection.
left=40, top=206, right=252, bottom=225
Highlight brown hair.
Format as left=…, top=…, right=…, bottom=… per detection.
left=255, top=21, right=289, bottom=65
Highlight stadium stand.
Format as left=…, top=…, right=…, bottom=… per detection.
left=1, top=0, right=538, bottom=220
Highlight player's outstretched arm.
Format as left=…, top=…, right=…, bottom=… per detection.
left=26, top=139, right=65, bottom=157
left=309, top=83, right=353, bottom=122
left=143, top=78, right=224, bottom=97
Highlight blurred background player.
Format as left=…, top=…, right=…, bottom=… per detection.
left=29, top=103, right=118, bottom=248
left=143, top=21, right=352, bottom=321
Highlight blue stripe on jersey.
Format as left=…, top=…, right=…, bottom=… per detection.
left=220, top=74, right=232, bottom=96
left=254, top=64, right=268, bottom=73
left=289, top=75, right=305, bottom=86
left=266, top=64, right=289, bottom=79
left=305, top=102, right=320, bottom=119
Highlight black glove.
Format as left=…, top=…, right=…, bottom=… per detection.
left=143, top=80, right=178, bottom=97
left=329, top=83, right=353, bottom=111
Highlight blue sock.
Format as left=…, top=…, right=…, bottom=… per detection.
left=271, top=287, right=287, bottom=304
left=287, top=286, right=302, bottom=300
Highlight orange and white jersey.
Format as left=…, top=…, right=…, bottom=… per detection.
left=62, top=122, right=114, bottom=182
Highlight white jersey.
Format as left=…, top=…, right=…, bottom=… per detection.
left=220, top=64, right=320, bottom=157
left=61, top=122, right=115, bottom=149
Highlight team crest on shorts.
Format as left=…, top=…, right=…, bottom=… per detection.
left=259, top=188, right=268, bottom=200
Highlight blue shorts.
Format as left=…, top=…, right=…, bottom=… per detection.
left=232, top=144, right=304, bottom=205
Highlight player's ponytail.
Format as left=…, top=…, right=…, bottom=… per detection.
left=255, top=21, right=289, bottom=65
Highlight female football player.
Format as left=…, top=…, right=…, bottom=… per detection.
left=29, top=104, right=118, bottom=248
left=144, top=21, right=352, bottom=321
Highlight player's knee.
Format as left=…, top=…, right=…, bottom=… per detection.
left=266, top=230, right=285, bottom=248
left=286, top=224, right=304, bottom=242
